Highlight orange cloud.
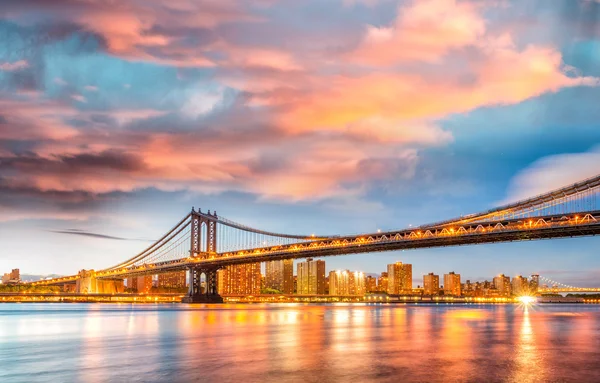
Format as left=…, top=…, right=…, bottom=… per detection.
left=351, top=0, right=486, bottom=65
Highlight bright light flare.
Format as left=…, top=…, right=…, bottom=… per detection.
left=517, top=295, right=536, bottom=305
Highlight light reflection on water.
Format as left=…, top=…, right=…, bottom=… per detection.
left=2, top=303, right=600, bottom=382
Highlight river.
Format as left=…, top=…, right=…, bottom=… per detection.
left=1, top=303, right=600, bottom=382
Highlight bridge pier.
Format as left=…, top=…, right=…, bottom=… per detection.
left=182, top=267, right=223, bottom=303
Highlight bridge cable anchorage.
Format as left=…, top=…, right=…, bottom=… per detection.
left=419, top=173, right=600, bottom=228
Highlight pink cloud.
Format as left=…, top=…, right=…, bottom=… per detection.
left=1, top=0, right=599, bottom=220
left=350, top=0, right=486, bottom=65
left=0, top=60, right=29, bottom=71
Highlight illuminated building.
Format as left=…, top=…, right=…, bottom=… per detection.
left=444, top=272, right=461, bottom=296
left=351, top=271, right=366, bottom=295
left=530, top=274, right=540, bottom=293
left=423, top=273, right=440, bottom=295
left=378, top=272, right=388, bottom=292
left=297, top=258, right=325, bottom=295
left=329, top=270, right=348, bottom=295
left=217, top=263, right=261, bottom=295
left=511, top=275, right=529, bottom=295
left=387, top=262, right=412, bottom=294
left=329, top=270, right=366, bottom=296
left=493, top=274, right=511, bottom=296
left=157, top=271, right=186, bottom=289
left=366, top=276, right=377, bottom=293
left=265, top=259, right=294, bottom=294
left=127, top=275, right=153, bottom=293
left=1, top=269, right=20, bottom=285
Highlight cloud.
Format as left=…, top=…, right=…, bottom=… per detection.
left=0, top=60, right=29, bottom=71
left=502, top=145, right=600, bottom=203
left=0, top=0, right=599, bottom=221
left=47, top=228, right=152, bottom=241
left=350, top=0, right=486, bottom=65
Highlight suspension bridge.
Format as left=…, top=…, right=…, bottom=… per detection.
left=29, top=174, right=600, bottom=302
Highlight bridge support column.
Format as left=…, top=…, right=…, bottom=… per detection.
left=182, top=267, right=223, bottom=303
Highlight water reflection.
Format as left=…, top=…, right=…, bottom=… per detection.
left=2, top=303, right=600, bottom=382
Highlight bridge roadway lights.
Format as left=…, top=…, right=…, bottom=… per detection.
left=182, top=267, right=224, bottom=303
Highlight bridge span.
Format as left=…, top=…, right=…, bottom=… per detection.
left=29, top=174, right=600, bottom=302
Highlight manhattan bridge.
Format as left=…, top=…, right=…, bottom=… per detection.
left=30, top=174, right=600, bottom=302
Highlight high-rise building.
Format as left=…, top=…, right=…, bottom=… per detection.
left=493, top=274, right=511, bottom=296
left=511, top=275, right=529, bottom=295
left=297, top=258, right=326, bottom=295
left=329, top=270, right=366, bottom=296
left=218, top=263, right=261, bottom=295
left=265, top=259, right=294, bottom=294
left=378, top=272, right=389, bottom=292
left=329, top=270, right=348, bottom=295
left=352, top=271, right=366, bottom=296
left=387, top=262, right=412, bottom=294
left=366, top=276, right=377, bottom=293
left=529, top=274, right=540, bottom=293
left=423, top=273, right=440, bottom=295
left=444, top=272, right=461, bottom=296
left=158, top=271, right=187, bottom=289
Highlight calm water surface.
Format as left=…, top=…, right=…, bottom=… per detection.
left=1, top=303, right=600, bottom=382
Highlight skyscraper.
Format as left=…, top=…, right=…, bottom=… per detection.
left=297, top=258, right=325, bottom=295
left=530, top=274, right=540, bottom=293
left=511, top=275, right=529, bottom=295
left=378, top=272, right=389, bottom=292
left=218, top=263, right=261, bottom=295
left=493, top=274, right=511, bottom=296
left=366, top=276, right=377, bottom=293
left=265, top=259, right=294, bottom=294
left=387, top=262, right=412, bottom=294
left=444, top=272, right=461, bottom=296
left=423, top=273, right=440, bottom=295
left=329, top=270, right=348, bottom=295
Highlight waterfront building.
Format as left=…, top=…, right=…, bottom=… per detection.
left=297, top=258, right=326, bottom=295
left=329, top=270, right=348, bottom=295
left=387, top=262, right=412, bottom=294
left=378, top=272, right=388, bottom=292
left=366, top=276, right=377, bottom=293
left=423, top=273, right=440, bottom=295
left=157, top=271, right=186, bottom=289
left=265, top=259, right=294, bottom=294
left=127, top=275, right=153, bottom=293
left=444, top=272, right=461, bottom=296
left=218, top=263, right=261, bottom=295
left=530, top=274, right=540, bottom=293
left=511, top=275, right=529, bottom=295
left=493, top=274, right=511, bottom=296
left=329, top=270, right=366, bottom=296
left=1, top=269, right=20, bottom=284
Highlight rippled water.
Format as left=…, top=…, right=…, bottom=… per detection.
left=1, top=303, right=600, bottom=382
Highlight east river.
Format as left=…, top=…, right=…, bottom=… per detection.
left=2, top=303, right=600, bottom=382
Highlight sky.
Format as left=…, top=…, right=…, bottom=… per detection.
left=1, top=0, right=600, bottom=286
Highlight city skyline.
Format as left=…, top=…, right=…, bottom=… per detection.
left=1, top=0, right=600, bottom=284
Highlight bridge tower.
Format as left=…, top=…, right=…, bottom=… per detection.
left=183, top=208, right=224, bottom=303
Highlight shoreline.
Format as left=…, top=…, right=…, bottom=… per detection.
left=1, top=293, right=599, bottom=304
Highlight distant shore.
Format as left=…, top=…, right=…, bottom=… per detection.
left=1, top=293, right=599, bottom=304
